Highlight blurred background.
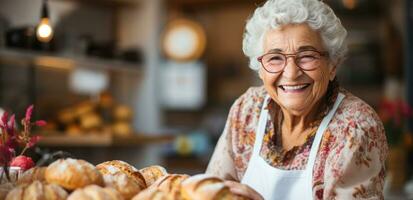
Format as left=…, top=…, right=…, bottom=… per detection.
left=0, top=0, right=412, bottom=198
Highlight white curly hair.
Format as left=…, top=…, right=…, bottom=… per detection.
left=243, top=0, right=348, bottom=70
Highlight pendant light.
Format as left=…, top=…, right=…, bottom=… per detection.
left=36, top=0, right=53, bottom=43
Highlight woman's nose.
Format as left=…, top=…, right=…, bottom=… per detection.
left=281, top=57, right=302, bottom=79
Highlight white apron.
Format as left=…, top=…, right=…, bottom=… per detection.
left=241, top=93, right=345, bottom=200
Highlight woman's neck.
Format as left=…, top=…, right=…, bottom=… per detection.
left=280, top=97, right=325, bottom=135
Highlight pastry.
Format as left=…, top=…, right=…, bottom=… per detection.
left=45, top=158, right=103, bottom=190
left=67, top=185, right=123, bottom=200
left=139, top=165, right=168, bottom=187
left=17, top=167, right=46, bottom=185
left=112, top=122, right=133, bottom=137
left=5, top=180, right=68, bottom=200
left=80, top=112, right=102, bottom=130
left=103, top=171, right=145, bottom=199
left=113, top=105, right=133, bottom=121
left=97, top=160, right=146, bottom=189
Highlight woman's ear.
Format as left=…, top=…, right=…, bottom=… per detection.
left=328, top=59, right=339, bottom=81
left=329, top=65, right=337, bottom=81
left=258, top=68, right=264, bottom=80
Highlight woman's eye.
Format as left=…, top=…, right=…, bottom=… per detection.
left=299, top=55, right=316, bottom=62
left=269, top=56, right=283, bottom=61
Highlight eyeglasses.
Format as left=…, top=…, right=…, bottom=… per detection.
left=257, top=50, right=329, bottom=73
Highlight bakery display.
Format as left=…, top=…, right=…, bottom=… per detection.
left=5, top=180, right=68, bottom=200
left=45, top=158, right=104, bottom=190
left=1, top=159, right=255, bottom=200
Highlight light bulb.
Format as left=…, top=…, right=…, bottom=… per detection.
left=342, top=0, right=357, bottom=10
left=36, top=18, right=53, bottom=43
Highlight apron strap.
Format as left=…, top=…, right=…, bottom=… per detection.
left=252, top=95, right=271, bottom=156
left=306, top=93, right=345, bottom=171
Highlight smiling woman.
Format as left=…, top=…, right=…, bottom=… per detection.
left=206, top=0, right=388, bottom=200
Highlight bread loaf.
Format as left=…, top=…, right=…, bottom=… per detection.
left=5, top=180, right=68, bottom=200
left=45, top=158, right=104, bottom=190
left=97, top=160, right=147, bottom=189
left=180, top=174, right=250, bottom=200
left=103, top=171, right=145, bottom=199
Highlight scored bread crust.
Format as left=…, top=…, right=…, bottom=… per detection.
left=97, top=160, right=147, bottom=189
left=45, top=158, right=104, bottom=190
left=180, top=174, right=223, bottom=200
left=150, top=174, right=189, bottom=199
left=139, top=165, right=168, bottom=187
left=103, top=171, right=145, bottom=199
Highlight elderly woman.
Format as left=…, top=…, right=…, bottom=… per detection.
left=206, top=0, right=388, bottom=199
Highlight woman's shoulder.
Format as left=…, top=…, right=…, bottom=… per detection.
left=337, top=88, right=382, bottom=122
left=329, top=89, right=386, bottom=150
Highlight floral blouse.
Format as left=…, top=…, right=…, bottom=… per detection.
left=206, top=86, right=388, bottom=200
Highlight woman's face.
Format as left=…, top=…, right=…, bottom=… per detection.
left=259, top=23, right=336, bottom=116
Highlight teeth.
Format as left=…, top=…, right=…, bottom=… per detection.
left=282, top=84, right=307, bottom=90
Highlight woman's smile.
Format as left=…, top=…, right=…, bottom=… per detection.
left=278, top=83, right=311, bottom=93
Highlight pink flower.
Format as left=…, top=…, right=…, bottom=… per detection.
left=10, top=155, right=34, bottom=171
left=28, top=135, right=41, bottom=148
left=25, top=105, right=34, bottom=123
left=35, top=120, right=47, bottom=127
left=1, top=111, right=8, bottom=126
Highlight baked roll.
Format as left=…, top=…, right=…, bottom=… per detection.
left=45, top=158, right=104, bottom=190
left=67, top=185, right=123, bottom=200
left=5, top=180, right=68, bottom=200
left=97, top=160, right=147, bottom=190
left=103, top=171, right=145, bottom=199
left=139, top=165, right=168, bottom=187
left=17, top=167, right=47, bottom=185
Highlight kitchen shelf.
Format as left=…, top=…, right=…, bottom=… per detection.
left=37, top=132, right=174, bottom=147
left=0, top=48, right=142, bottom=74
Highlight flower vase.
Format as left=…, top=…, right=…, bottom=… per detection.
left=0, top=166, right=22, bottom=184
